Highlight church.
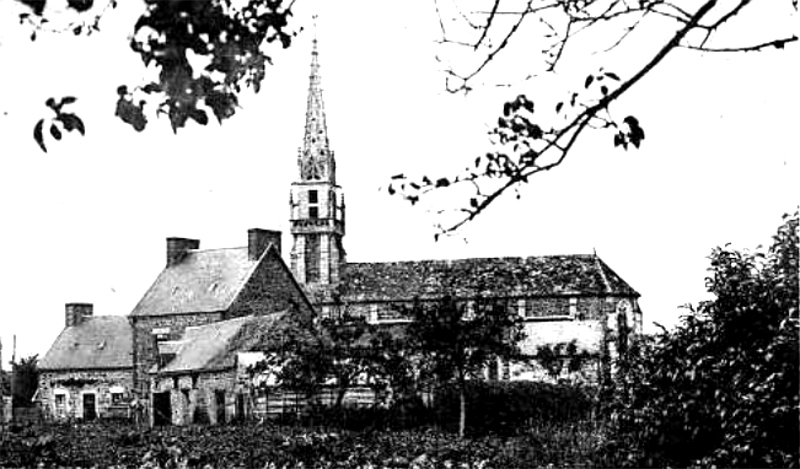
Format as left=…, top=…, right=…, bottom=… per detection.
left=36, top=38, right=641, bottom=424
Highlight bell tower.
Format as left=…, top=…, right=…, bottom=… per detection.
left=290, top=34, right=346, bottom=296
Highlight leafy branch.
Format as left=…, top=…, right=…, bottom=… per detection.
left=14, top=0, right=298, bottom=152
left=391, top=0, right=797, bottom=237
left=33, top=97, right=85, bottom=153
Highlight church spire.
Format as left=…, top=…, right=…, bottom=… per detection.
left=290, top=19, right=346, bottom=292
left=299, top=20, right=335, bottom=184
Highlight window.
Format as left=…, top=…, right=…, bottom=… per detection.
left=524, top=298, right=571, bottom=319
left=308, top=190, right=318, bottom=203
left=54, top=393, right=67, bottom=416
left=111, top=392, right=124, bottom=406
left=309, top=206, right=318, bottom=219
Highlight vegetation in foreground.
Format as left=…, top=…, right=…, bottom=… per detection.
left=0, top=418, right=608, bottom=469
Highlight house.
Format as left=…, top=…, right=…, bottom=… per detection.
left=37, top=303, right=133, bottom=421
left=128, top=228, right=314, bottom=400
left=150, top=311, right=386, bottom=426
left=148, top=314, right=273, bottom=426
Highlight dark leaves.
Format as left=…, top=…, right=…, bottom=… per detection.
left=115, top=95, right=147, bottom=132
left=604, top=71, right=620, bottom=81
left=435, top=178, right=450, bottom=188
left=49, top=124, right=62, bottom=140
left=189, top=109, right=208, bottom=126
left=624, top=115, right=645, bottom=149
left=18, top=0, right=46, bottom=16
left=584, top=75, right=594, bottom=89
left=555, top=102, right=563, bottom=114
left=120, top=0, right=294, bottom=132
left=58, top=113, right=85, bottom=135
left=31, top=97, right=86, bottom=153
left=33, top=120, right=46, bottom=153
left=613, top=116, right=646, bottom=151
left=66, top=0, right=93, bottom=12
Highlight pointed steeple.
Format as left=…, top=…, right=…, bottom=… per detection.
left=290, top=18, right=346, bottom=292
left=299, top=20, right=336, bottom=184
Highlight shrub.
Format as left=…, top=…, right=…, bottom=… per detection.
left=434, top=380, right=595, bottom=436
left=605, top=213, right=800, bottom=468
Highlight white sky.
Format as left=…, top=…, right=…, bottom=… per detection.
left=0, top=1, right=797, bottom=363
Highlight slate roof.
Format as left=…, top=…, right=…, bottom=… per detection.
left=340, top=255, right=637, bottom=302
left=155, top=313, right=290, bottom=375
left=39, top=316, right=132, bottom=371
left=130, top=247, right=257, bottom=317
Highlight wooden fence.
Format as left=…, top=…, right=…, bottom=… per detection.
left=252, top=386, right=380, bottom=420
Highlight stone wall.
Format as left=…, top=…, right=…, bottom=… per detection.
left=230, top=247, right=314, bottom=318
left=319, top=294, right=640, bottom=383
left=38, top=368, right=133, bottom=422
left=151, top=370, right=247, bottom=426
left=131, top=313, right=222, bottom=394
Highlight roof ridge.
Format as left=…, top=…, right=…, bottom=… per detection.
left=346, top=253, right=595, bottom=266
left=189, top=246, right=248, bottom=254
left=593, top=255, right=614, bottom=294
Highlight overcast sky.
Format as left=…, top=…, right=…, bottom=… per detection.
left=0, top=1, right=797, bottom=363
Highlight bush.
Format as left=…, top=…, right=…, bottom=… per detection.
left=434, top=380, right=595, bottom=436
left=605, top=213, right=800, bottom=468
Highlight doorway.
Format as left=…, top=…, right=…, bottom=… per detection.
left=82, top=393, right=97, bottom=421
left=153, top=391, right=172, bottom=426
left=215, top=390, right=226, bottom=424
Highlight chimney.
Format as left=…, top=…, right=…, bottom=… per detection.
left=248, top=228, right=281, bottom=261
left=167, top=237, right=200, bottom=267
left=65, top=303, right=93, bottom=328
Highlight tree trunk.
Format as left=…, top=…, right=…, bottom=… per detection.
left=458, top=377, right=466, bottom=438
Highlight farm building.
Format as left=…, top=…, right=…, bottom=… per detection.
left=37, top=303, right=133, bottom=422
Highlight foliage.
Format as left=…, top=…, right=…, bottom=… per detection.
left=534, top=340, right=592, bottom=380
left=248, top=306, right=408, bottom=415
left=0, top=420, right=610, bottom=468
left=388, top=0, right=798, bottom=235
left=604, top=212, right=800, bottom=468
left=434, top=380, right=595, bottom=436
left=247, top=307, right=328, bottom=399
left=13, top=0, right=295, bottom=149
left=32, top=97, right=85, bottom=153
left=11, top=354, right=39, bottom=408
left=406, top=295, right=525, bottom=437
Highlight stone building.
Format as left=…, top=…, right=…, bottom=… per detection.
left=129, top=228, right=313, bottom=397
left=37, top=303, right=134, bottom=421
left=287, top=38, right=642, bottom=382
left=149, top=314, right=283, bottom=426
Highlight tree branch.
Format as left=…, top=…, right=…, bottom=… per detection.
left=474, top=0, right=501, bottom=49
left=437, top=0, right=722, bottom=234
left=682, top=35, right=798, bottom=53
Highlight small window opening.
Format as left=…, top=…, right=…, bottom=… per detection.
left=309, top=207, right=319, bottom=219
left=309, top=190, right=318, bottom=203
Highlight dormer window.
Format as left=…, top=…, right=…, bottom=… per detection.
left=309, top=190, right=318, bottom=204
